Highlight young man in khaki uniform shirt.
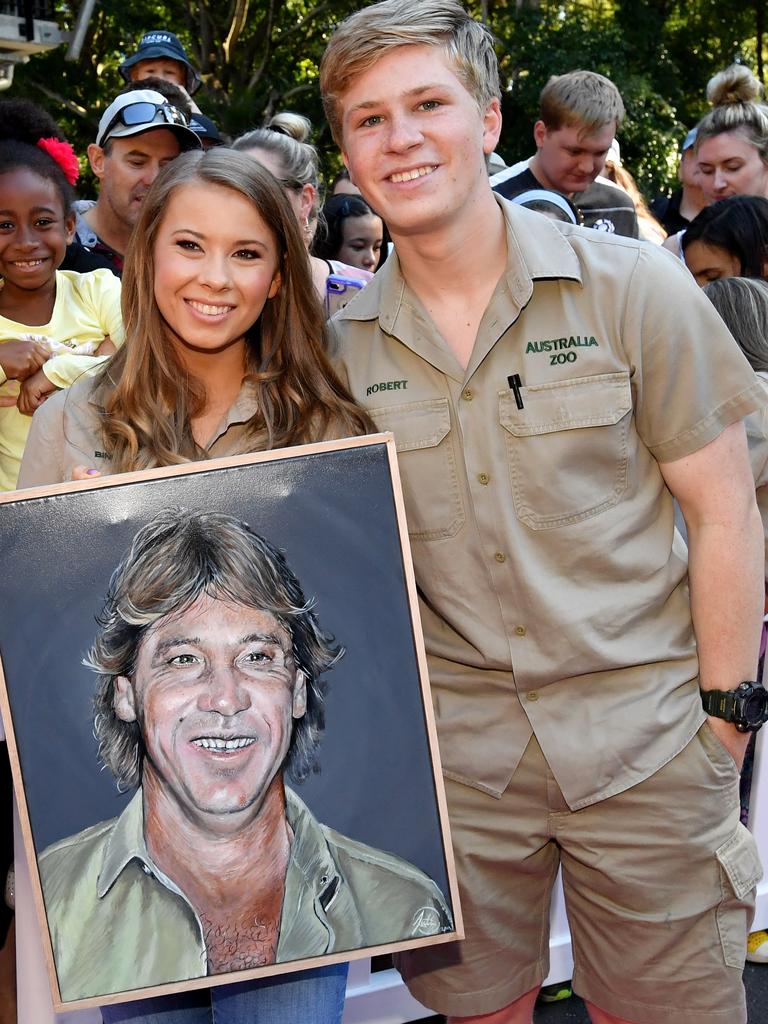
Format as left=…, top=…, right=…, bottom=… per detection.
left=321, top=3, right=767, bottom=1023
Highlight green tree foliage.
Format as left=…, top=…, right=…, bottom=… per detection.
left=11, top=0, right=361, bottom=166
left=488, top=0, right=765, bottom=196
left=8, top=0, right=768, bottom=200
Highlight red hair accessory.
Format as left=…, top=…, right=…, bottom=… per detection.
left=37, top=137, right=80, bottom=185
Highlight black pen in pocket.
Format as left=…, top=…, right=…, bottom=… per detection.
left=507, top=373, right=524, bottom=410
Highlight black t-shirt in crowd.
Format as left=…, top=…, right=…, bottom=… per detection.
left=60, top=242, right=121, bottom=276
left=650, top=190, right=690, bottom=237
left=494, top=167, right=639, bottom=239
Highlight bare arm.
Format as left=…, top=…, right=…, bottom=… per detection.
left=660, top=421, right=764, bottom=766
left=16, top=367, right=58, bottom=416
left=0, top=338, right=50, bottom=394
left=95, top=335, right=116, bottom=356
left=18, top=338, right=117, bottom=414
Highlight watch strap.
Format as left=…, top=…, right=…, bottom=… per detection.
left=701, top=688, right=737, bottom=722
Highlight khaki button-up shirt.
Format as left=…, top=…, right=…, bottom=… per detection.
left=39, top=788, right=453, bottom=1003
left=17, top=377, right=265, bottom=488
left=330, top=198, right=766, bottom=809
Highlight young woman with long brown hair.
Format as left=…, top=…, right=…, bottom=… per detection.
left=17, top=147, right=373, bottom=1024
left=19, top=147, right=371, bottom=483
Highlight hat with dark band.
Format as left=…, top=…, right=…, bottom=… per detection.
left=119, top=30, right=202, bottom=96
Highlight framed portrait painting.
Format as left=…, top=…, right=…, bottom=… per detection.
left=0, top=435, right=461, bottom=1011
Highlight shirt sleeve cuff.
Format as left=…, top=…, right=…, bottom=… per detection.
left=42, top=354, right=109, bottom=389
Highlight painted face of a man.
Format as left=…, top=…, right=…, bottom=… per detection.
left=115, top=593, right=306, bottom=828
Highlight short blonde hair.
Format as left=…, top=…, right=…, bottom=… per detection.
left=320, top=0, right=500, bottom=145
left=539, top=70, right=624, bottom=134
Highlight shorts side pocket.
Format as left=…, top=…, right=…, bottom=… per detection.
left=716, top=825, right=763, bottom=967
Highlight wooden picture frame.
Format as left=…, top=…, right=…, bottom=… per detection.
left=0, top=435, right=461, bottom=1011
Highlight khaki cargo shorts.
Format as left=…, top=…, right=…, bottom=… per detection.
left=396, top=725, right=762, bottom=1022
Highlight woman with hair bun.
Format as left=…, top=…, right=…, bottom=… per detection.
left=232, top=114, right=373, bottom=314
left=694, top=64, right=768, bottom=203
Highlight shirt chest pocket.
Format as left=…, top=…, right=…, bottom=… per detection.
left=370, top=398, right=465, bottom=541
left=499, top=371, right=632, bottom=530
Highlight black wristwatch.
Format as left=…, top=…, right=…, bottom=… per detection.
left=701, top=682, right=768, bottom=732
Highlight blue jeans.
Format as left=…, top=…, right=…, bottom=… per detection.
left=100, top=963, right=349, bottom=1024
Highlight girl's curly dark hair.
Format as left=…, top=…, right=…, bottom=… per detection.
left=0, top=98, right=75, bottom=211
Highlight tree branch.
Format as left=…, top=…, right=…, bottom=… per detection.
left=274, top=2, right=332, bottom=47
left=28, top=79, right=90, bottom=121
left=245, top=0, right=282, bottom=92
left=223, top=0, right=250, bottom=64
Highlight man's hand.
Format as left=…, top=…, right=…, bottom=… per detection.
left=17, top=368, right=58, bottom=416
left=0, top=338, right=50, bottom=381
left=705, top=716, right=751, bottom=770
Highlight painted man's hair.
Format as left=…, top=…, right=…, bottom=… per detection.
left=88, top=508, right=342, bottom=790
left=320, top=0, right=500, bottom=146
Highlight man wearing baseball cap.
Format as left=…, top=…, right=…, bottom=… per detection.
left=73, top=89, right=200, bottom=275
left=119, top=30, right=201, bottom=95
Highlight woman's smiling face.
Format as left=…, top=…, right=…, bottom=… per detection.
left=153, top=181, right=281, bottom=362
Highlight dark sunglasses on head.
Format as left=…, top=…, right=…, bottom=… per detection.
left=100, top=101, right=188, bottom=145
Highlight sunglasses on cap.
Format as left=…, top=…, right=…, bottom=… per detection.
left=100, top=101, right=188, bottom=145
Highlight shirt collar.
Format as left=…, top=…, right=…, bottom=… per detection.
left=97, top=790, right=150, bottom=897
left=279, top=789, right=342, bottom=932
left=336, top=193, right=582, bottom=330
left=278, top=787, right=364, bottom=957
left=97, top=787, right=337, bottom=888
left=284, top=788, right=338, bottom=882
left=220, top=376, right=259, bottom=431
left=87, top=377, right=259, bottom=443
left=97, top=786, right=350, bottom=956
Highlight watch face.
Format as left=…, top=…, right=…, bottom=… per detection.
left=741, top=688, right=768, bottom=727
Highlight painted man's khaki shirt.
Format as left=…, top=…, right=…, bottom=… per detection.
left=330, top=198, right=766, bottom=810
left=39, top=788, right=453, bottom=1003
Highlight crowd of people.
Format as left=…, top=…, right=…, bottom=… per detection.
left=2, top=2, right=768, bottom=1023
